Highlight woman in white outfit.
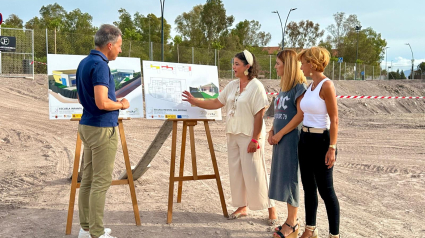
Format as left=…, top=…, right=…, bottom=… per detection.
left=297, top=47, right=340, bottom=238
left=182, top=50, right=277, bottom=224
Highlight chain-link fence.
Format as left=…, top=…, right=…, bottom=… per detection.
left=0, top=27, right=34, bottom=78
left=26, top=28, right=393, bottom=80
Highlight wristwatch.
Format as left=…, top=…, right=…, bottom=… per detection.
left=329, top=144, right=337, bottom=149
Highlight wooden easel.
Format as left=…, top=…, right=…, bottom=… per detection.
left=167, top=119, right=228, bottom=223
left=66, top=118, right=141, bottom=235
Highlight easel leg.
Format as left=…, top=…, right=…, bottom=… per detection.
left=167, top=121, right=178, bottom=223
left=66, top=131, right=82, bottom=234
left=118, top=120, right=141, bottom=226
left=177, top=122, right=187, bottom=203
left=188, top=122, right=198, bottom=180
left=204, top=121, right=228, bottom=218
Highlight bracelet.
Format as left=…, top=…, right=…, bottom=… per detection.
left=251, top=139, right=260, bottom=149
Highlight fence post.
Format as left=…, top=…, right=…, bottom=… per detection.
left=177, top=44, right=179, bottom=63
left=129, top=41, right=132, bottom=57
left=214, top=49, right=217, bottom=66
left=339, top=62, right=341, bottom=80
left=373, top=66, right=374, bottom=80
left=344, top=62, right=346, bottom=80
left=46, top=28, right=49, bottom=55
left=192, top=47, right=194, bottom=64
left=269, top=55, right=272, bottom=79
left=364, top=65, right=366, bottom=80
left=54, top=27, right=57, bottom=54
left=32, top=29, right=34, bottom=79
left=332, top=61, right=334, bottom=80
left=150, top=42, right=153, bottom=61
left=231, top=58, right=233, bottom=80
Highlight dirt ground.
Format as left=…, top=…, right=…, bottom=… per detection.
left=0, top=75, right=424, bottom=238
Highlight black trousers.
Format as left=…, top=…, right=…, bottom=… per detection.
left=298, top=129, right=340, bottom=235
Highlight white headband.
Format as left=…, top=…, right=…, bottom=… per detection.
left=243, top=49, right=253, bottom=66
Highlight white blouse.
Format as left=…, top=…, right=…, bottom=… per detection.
left=218, top=78, right=269, bottom=136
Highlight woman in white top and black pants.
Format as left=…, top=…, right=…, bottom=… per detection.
left=182, top=50, right=277, bottom=224
left=297, top=47, right=340, bottom=238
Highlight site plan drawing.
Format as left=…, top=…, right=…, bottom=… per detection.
left=47, top=54, right=143, bottom=120
left=143, top=61, right=222, bottom=120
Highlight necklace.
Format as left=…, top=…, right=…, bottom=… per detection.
left=239, top=80, right=249, bottom=92
left=311, top=82, right=317, bottom=90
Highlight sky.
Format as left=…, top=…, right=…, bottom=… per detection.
left=1, top=0, right=424, bottom=72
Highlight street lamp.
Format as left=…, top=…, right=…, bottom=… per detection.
left=160, top=0, right=165, bottom=62
left=354, top=25, right=362, bottom=80
left=272, top=8, right=297, bottom=49
left=384, top=46, right=389, bottom=80
left=405, top=43, right=414, bottom=79
left=271, top=11, right=284, bottom=49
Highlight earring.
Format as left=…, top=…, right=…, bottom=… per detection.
left=310, top=72, right=313, bottom=76
left=244, top=69, right=249, bottom=76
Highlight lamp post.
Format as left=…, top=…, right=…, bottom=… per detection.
left=354, top=25, right=362, bottom=80
left=405, top=43, right=414, bottom=79
left=272, top=8, right=296, bottom=49
left=160, top=0, right=165, bottom=62
left=384, top=46, right=389, bottom=80
left=271, top=11, right=284, bottom=49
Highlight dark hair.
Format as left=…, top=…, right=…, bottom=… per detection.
left=94, top=24, right=122, bottom=48
left=234, top=51, right=259, bottom=80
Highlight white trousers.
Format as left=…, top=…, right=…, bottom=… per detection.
left=227, top=133, right=275, bottom=210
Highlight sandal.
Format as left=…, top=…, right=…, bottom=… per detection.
left=227, top=212, right=247, bottom=220
left=275, top=218, right=299, bottom=232
left=273, top=221, right=299, bottom=238
left=300, top=225, right=318, bottom=238
left=268, top=218, right=278, bottom=226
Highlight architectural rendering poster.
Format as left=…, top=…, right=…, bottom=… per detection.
left=143, top=61, right=222, bottom=120
left=47, top=54, right=143, bottom=120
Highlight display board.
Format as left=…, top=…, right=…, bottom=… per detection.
left=47, top=54, right=143, bottom=119
left=143, top=61, right=222, bottom=120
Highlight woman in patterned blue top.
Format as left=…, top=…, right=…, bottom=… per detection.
left=268, top=50, right=307, bottom=238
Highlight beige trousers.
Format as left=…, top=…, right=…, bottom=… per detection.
left=78, top=124, right=118, bottom=237
left=227, top=133, right=275, bottom=210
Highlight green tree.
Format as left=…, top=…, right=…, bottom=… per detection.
left=326, top=12, right=360, bottom=55
left=231, top=20, right=271, bottom=47
left=2, top=14, right=24, bottom=28
left=175, top=5, right=205, bottom=46
left=113, top=9, right=138, bottom=39
left=200, top=0, right=234, bottom=46
left=39, top=3, right=67, bottom=30
left=418, top=62, right=425, bottom=72
left=340, top=27, right=387, bottom=65
left=62, top=9, right=95, bottom=33
left=133, top=13, right=171, bottom=43
left=400, top=70, right=406, bottom=79
left=285, top=20, right=325, bottom=50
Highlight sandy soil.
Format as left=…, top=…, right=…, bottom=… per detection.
left=0, top=75, right=424, bottom=238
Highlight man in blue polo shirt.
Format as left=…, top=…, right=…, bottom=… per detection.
left=76, top=24, right=128, bottom=238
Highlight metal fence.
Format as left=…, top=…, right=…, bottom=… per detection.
left=12, top=28, right=393, bottom=80
left=0, top=27, right=34, bottom=79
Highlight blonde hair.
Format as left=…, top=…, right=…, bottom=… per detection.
left=277, top=49, right=307, bottom=92
left=297, top=46, right=330, bottom=72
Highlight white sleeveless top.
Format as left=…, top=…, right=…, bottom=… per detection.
left=300, top=78, right=330, bottom=129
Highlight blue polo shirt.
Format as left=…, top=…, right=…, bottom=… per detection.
left=76, top=50, right=119, bottom=127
